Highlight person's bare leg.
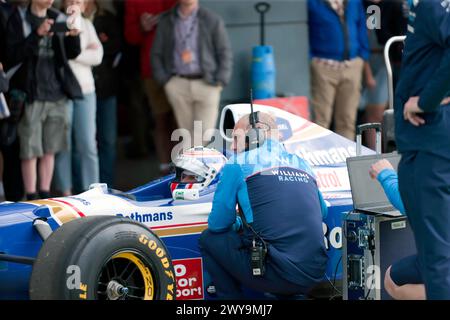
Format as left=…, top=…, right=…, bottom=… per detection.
left=22, top=158, right=37, bottom=194
left=363, top=103, right=386, bottom=150
left=38, top=153, right=54, bottom=192
left=384, top=266, right=426, bottom=300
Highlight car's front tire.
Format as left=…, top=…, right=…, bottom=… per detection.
left=29, top=216, right=176, bottom=300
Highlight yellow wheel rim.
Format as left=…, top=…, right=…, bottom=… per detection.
left=112, top=252, right=155, bottom=300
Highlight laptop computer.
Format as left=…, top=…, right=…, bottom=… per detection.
left=346, top=152, right=402, bottom=217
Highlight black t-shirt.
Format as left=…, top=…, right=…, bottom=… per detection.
left=0, top=2, right=13, bottom=62
left=28, top=12, right=65, bottom=102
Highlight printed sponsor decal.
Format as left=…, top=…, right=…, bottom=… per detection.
left=291, top=145, right=356, bottom=167
left=275, top=117, right=293, bottom=141
left=139, top=234, right=176, bottom=300
left=173, top=258, right=204, bottom=300
left=67, top=196, right=91, bottom=206
left=272, top=168, right=311, bottom=184
left=117, top=211, right=174, bottom=223
left=313, top=167, right=351, bottom=192
left=323, top=223, right=342, bottom=250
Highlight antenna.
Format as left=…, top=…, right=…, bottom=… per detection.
left=250, top=88, right=257, bottom=128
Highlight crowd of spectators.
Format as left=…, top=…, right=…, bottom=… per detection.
left=0, top=0, right=232, bottom=200
left=0, top=0, right=407, bottom=201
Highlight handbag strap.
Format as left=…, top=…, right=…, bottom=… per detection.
left=5, top=63, right=22, bottom=81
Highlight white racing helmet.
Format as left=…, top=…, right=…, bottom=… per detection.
left=171, top=147, right=227, bottom=200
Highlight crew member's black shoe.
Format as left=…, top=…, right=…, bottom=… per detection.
left=39, top=190, right=51, bottom=199
left=26, top=193, right=39, bottom=200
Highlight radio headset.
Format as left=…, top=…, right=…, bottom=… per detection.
left=245, top=89, right=266, bottom=151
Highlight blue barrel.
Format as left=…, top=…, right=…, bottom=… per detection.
left=252, top=45, right=276, bottom=99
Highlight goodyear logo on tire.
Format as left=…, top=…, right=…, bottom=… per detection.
left=139, top=234, right=175, bottom=300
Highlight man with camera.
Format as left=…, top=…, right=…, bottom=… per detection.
left=5, top=0, right=82, bottom=200
left=0, top=0, right=28, bottom=202
left=199, top=112, right=328, bottom=299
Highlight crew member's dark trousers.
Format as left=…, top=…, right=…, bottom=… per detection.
left=0, top=137, right=23, bottom=201
left=398, top=151, right=450, bottom=299
left=199, top=229, right=308, bottom=299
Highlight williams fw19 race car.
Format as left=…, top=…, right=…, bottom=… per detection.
left=0, top=103, right=372, bottom=300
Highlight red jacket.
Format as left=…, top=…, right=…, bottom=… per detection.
left=124, top=0, right=176, bottom=79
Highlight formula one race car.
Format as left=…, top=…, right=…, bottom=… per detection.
left=0, top=103, right=372, bottom=300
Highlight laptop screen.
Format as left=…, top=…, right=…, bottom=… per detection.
left=346, top=153, right=401, bottom=209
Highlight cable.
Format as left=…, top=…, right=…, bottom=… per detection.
left=364, top=235, right=376, bottom=300
left=327, top=255, right=343, bottom=299
left=326, top=277, right=342, bottom=297
left=334, top=210, right=357, bottom=300
left=333, top=255, right=342, bottom=290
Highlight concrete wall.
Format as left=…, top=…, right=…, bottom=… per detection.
left=202, top=0, right=310, bottom=104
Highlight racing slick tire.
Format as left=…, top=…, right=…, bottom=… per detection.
left=29, top=216, right=176, bottom=300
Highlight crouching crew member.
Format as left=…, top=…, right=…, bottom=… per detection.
left=394, top=0, right=450, bottom=300
left=199, top=112, right=328, bottom=299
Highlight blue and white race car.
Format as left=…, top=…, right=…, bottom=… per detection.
left=0, top=104, right=372, bottom=300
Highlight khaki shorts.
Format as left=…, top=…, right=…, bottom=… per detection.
left=143, top=77, right=172, bottom=116
left=18, top=99, right=69, bottom=159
